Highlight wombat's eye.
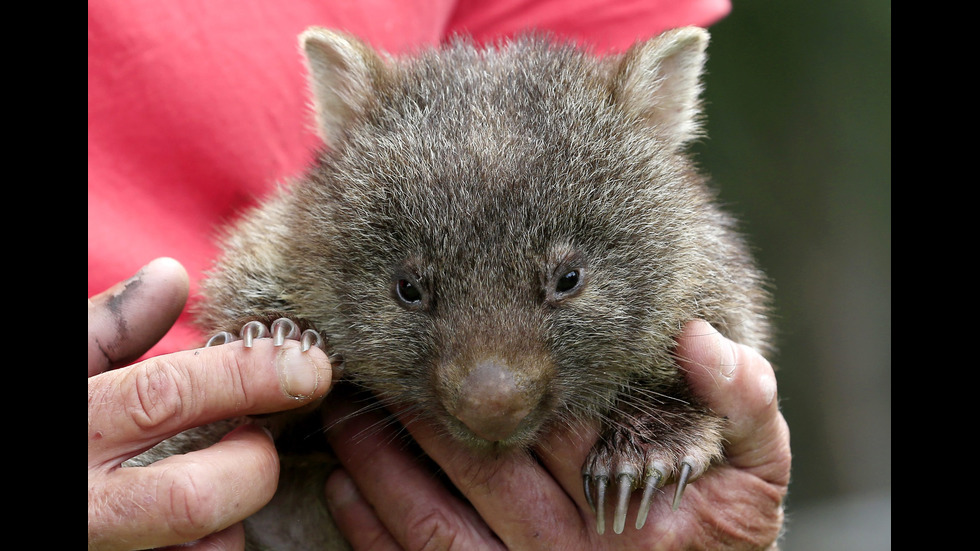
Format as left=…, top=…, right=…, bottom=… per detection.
left=395, top=278, right=423, bottom=304
left=556, top=270, right=581, bottom=293
left=542, top=248, right=587, bottom=306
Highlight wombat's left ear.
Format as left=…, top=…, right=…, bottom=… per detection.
left=300, top=28, right=386, bottom=148
left=610, top=27, right=709, bottom=148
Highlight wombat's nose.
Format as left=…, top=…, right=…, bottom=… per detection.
left=451, top=358, right=533, bottom=442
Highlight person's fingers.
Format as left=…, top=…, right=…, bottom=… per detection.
left=322, top=392, right=503, bottom=551
left=532, top=419, right=601, bottom=520
left=324, top=469, right=402, bottom=551
left=88, top=424, right=275, bottom=551
left=89, top=257, right=190, bottom=377
left=393, top=409, right=594, bottom=550
left=88, top=339, right=333, bottom=466
left=674, top=319, right=791, bottom=484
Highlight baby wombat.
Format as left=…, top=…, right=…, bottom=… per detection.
left=131, top=26, right=772, bottom=550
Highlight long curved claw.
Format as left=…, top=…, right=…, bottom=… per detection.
left=241, top=320, right=270, bottom=347
left=583, top=474, right=595, bottom=513
left=301, top=328, right=322, bottom=352
left=613, top=473, right=634, bottom=534
left=672, top=460, right=694, bottom=511
left=595, top=475, right=609, bottom=535
left=205, top=331, right=238, bottom=347
left=271, top=318, right=299, bottom=345
left=635, top=466, right=665, bottom=530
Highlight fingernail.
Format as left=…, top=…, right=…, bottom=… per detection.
left=262, top=424, right=275, bottom=439
left=325, top=469, right=360, bottom=510
left=276, top=345, right=322, bottom=399
left=721, top=340, right=738, bottom=380
left=759, top=372, right=777, bottom=406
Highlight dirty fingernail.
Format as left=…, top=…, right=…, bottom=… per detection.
left=277, top=345, right=323, bottom=398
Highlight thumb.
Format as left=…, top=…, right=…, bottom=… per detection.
left=675, top=320, right=791, bottom=485
left=89, top=257, right=189, bottom=376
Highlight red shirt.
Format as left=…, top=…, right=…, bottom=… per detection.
left=88, top=0, right=730, bottom=358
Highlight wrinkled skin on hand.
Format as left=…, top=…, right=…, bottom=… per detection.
left=88, top=258, right=334, bottom=551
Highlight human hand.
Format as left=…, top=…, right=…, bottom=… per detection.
left=88, top=258, right=334, bottom=551
left=322, top=319, right=790, bottom=550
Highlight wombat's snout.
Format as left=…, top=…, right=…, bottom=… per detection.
left=447, top=357, right=537, bottom=442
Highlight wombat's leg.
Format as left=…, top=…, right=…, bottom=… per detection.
left=582, top=397, right=725, bottom=535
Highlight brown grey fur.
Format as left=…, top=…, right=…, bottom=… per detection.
left=128, top=27, right=771, bottom=550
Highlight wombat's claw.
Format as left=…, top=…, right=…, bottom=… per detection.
left=206, top=318, right=326, bottom=353
left=583, top=474, right=595, bottom=513
left=584, top=445, right=709, bottom=534
left=635, top=463, right=666, bottom=530
left=205, top=331, right=238, bottom=347
left=300, top=329, right=322, bottom=352
left=613, top=473, right=635, bottom=534
left=271, top=318, right=300, bottom=345
left=241, top=320, right=270, bottom=347
left=594, top=475, right=608, bottom=534
left=671, top=458, right=694, bottom=511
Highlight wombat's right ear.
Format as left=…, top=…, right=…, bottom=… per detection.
left=299, top=28, right=385, bottom=147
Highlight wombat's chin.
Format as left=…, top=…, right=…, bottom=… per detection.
left=442, top=410, right=548, bottom=453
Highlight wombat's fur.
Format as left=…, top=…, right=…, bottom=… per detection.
left=129, top=26, right=771, bottom=550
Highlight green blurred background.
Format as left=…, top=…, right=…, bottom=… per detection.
left=694, top=0, right=890, bottom=548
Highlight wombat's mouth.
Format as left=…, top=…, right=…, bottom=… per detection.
left=441, top=406, right=550, bottom=452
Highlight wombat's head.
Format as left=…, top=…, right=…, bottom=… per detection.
left=288, top=28, right=715, bottom=449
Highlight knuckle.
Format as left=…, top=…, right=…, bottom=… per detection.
left=702, top=482, right=786, bottom=549
left=161, top=465, right=221, bottom=539
left=453, top=456, right=502, bottom=494
left=357, top=530, right=396, bottom=551
left=403, top=508, right=459, bottom=551
left=124, top=358, right=197, bottom=433
left=208, top=344, right=259, bottom=409
left=225, top=351, right=253, bottom=408
left=119, top=348, right=255, bottom=435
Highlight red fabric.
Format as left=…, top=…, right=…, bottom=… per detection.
left=447, top=0, right=730, bottom=53
left=88, top=0, right=730, bottom=360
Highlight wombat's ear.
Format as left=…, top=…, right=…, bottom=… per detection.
left=610, top=27, right=709, bottom=148
left=299, top=28, right=386, bottom=147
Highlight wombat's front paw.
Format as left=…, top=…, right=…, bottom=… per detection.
left=582, top=410, right=725, bottom=534
left=205, top=316, right=326, bottom=353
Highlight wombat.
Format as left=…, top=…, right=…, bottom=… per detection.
left=128, top=26, right=772, bottom=550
